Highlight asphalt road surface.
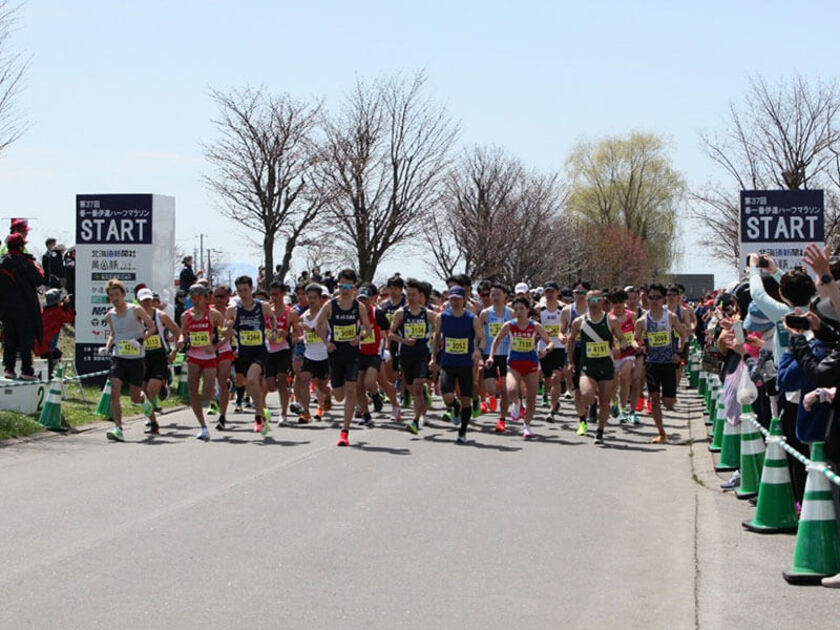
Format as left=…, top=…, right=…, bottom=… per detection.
left=0, top=385, right=835, bottom=629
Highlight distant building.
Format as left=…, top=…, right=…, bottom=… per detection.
left=667, top=274, right=715, bottom=301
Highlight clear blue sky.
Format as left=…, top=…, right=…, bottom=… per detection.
left=1, top=0, right=838, bottom=287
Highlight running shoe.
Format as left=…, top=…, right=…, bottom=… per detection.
left=391, top=408, right=402, bottom=422
left=471, top=397, right=481, bottom=418
left=542, top=392, right=549, bottom=408
left=720, top=471, right=741, bottom=489
left=456, top=433, right=467, bottom=444
left=255, top=417, right=265, bottom=433
left=261, top=409, right=271, bottom=435
left=588, top=403, right=598, bottom=423
left=216, top=416, right=227, bottom=431
left=523, top=425, right=534, bottom=439
left=234, top=404, right=244, bottom=414
left=245, top=398, right=253, bottom=409
left=315, top=407, right=323, bottom=421
left=278, top=414, right=288, bottom=426
left=594, top=429, right=604, bottom=444
left=418, top=414, right=426, bottom=428
left=423, top=385, right=432, bottom=408
left=645, top=398, right=652, bottom=414
left=196, top=426, right=210, bottom=441
left=630, top=411, right=640, bottom=425
left=401, top=392, right=411, bottom=409
left=651, top=433, right=667, bottom=444
left=140, top=395, right=154, bottom=418
left=207, top=401, right=219, bottom=416
left=563, top=390, right=573, bottom=400
left=576, top=420, right=587, bottom=436
left=289, top=401, right=304, bottom=415
left=494, top=419, right=506, bottom=433
left=361, top=412, right=374, bottom=427
left=489, top=396, right=497, bottom=413
left=635, top=397, right=645, bottom=412
left=354, top=405, right=363, bottom=419
left=106, top=427, right=125, bottom=442
left=610, top=399, right=619, bottom=418
left=547, top=409, right=556, bottom=423
left=372, top=392, right=384, bottom=413
left=406, top=421, right=419, bottom=435
left=480, top=401, right=488, bottom=414
left=298, top=412, right=312, bottom=424
left=144, top=421, right=160, bottom=435
left=337, top=430, right=350, bottom=447
left=618, top=409, right=628, bottom=424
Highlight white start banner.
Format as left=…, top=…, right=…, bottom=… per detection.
left=74, top=194, right=175, bottom=376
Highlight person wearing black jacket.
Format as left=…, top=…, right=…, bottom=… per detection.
left=179, top=256, right=198, bottom=291
left=0, top=233, right=45, bottom=379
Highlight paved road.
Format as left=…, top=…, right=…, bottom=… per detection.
left=0, top=386, right=834, bottom=629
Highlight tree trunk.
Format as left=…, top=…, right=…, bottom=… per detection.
left=278, top=235, right=297, bottom=284
left=263, top=234, right=275, bottom=290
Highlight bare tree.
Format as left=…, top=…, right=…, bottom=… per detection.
left=0, top=1, right=30, bottom=157
left=203, top=86, right=328, bottom=288
left=695, top=74, right=840, bottom=262
left=321, top=71, right=458, bottom=281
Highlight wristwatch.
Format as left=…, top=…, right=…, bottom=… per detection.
left=821, top=273, right=833, bottom=285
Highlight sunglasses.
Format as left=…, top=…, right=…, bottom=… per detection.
left=213, top=294, right=227, bottom=299
left=648, top=294, right=664, bottom=300
left=666, top=292, right=678, bottom=297
left=588, top=297, right=604, bottom=303
left=338, top=283, right=354, bottom=290
left=479, top=292, right=490, bottom=298
left=574, top=290, right=587, bottom=295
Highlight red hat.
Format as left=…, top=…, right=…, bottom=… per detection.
left=10, top=218, right=30, bottom=232
left=5, top=232, right=25, bottom=249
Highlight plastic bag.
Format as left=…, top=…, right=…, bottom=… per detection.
left=737, top=359, right=758, bottom=405
left=722, top=360, right=743, bottom=424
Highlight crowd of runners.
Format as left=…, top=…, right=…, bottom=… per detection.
left=99, top=271, right=697, bottom=446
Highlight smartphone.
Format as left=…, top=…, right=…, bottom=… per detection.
left=757, top=256, right=770, bottom=268
left=784, top=314, right=811, bottom=331
left=732, top=320, right=745, bottom=344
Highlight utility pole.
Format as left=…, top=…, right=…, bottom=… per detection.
left=206, top=248, right=213, bottom=286
left=197, top=233, right=208, bottom=275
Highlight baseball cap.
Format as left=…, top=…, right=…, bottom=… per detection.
left=358, top=287, right=372, bottom=299
left=514, top=282, right=529, bottom=295
left=10, top=218, right=30, bottom=232
left=544, top=281, right=560, bottom=291
left=44, top=288, right=62, bottom=307
left=137, top=288, right=154, bottom=302
left=448, top=286, right=466, bottom=299
left=5, top=232, right=25, bottom=248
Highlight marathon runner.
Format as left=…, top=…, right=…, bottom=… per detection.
left=265, top=281, right=299, bottom=425
left=478, top=282, right=511, bottom=431
left=137, top=287, right=180, bottom=435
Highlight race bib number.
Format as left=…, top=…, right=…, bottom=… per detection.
left=445, top=337, right=469, bottom=355
left=404, top=322, right=427, bottom=339
left=189, top=331, right=210, bottom=347
left=144, top=334, right=162, bottom=350
left=544, top=324, right=560, bottom=338
left=305, top=329, right=321, bottom=344
left=385, top=312, right=395, bottom=324
left=488, top=322, right=503, bottom=338
left=623, top=331, right=634, bottom=345
left=647, top=330, right=671, bottom=347
left=333, top=324, right=357, bottom=342
left=511, top=336, right=535, bottom=353
left=586, top=341, right=610, bottom=358
left=239, top=329, right=263, bottom=346
left=117, top=340, right=141, bottom=356
left=360, top=329, right=376, bottom=345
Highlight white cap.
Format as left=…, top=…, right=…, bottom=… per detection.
left=137, top=288, right=154, bottom=301
left=283, top=295, right=292, bottom=305
left=514, top=282, right=529, bottom=295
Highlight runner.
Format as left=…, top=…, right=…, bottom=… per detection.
left=430, top=285, right=484, bottom=443
left=209, top=285, right=235, bottom=430
left=224, top=275, right=276, bottom=436
left=380, top=276, right=407, bottom=411
left=635, top=282, right=688, bottom=443
left=289, top=283, right=309, bottom=416
left=314, top=269, right=372, bottom=447
left=137, top=287, right=180, bottom=435
left=625, top=285, right=646, bottom=423
left=102, top=279, right=157, bottom=442
left=265, top=281, right=299, bottom=425
left=487, top=296, right=554, bottom=438
left=538, top=281, right=566, bottom=422
left=297, top=284, right=332, bottom=424
left=356, top=283, right=388, bottom=427
left=666, top=283, right=693, bottom=386
left=175, top=283, right=226, bottom=441
left=390, top=278, right=437, bottom=434
left=560, top=281, right=590, bottom=435
left=567, top=289, right=628, bottom=444
left=478, top=282, right=512, bottom=432
left=607, top=288, right=638, bottom=424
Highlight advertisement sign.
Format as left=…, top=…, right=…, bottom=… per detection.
left=739, top=190, right=824, bottom=272
left=75, top=194, right=175, bottom=377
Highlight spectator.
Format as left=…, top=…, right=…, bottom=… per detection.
left=0, top=232, right=44, bottom=379
left=179, top=256, right=198, bottom=290
left=0, top=218, right=31, bottom=256
left=64, top=246, right=76, bottom=308
left=35, top=289, right=75, bottom=378
left=41, top=238, right=65, bottom=289
left=296, top=269, right=310, bottom=287
left=310, top=266, right=322, bottom=283
left=174, top=289, right=187, bottom=324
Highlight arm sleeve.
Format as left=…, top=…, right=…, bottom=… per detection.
left=749, top=268, right=790, bottom=324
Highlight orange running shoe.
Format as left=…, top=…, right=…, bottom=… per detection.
left=337, top=430, right=349, bottom=447
left=315, top=407, right=323, bottom=421
left=645, top=398, right=652, bottom=414
left=489, top=396, right=498, bottom=413
left=635, top=396, right=645, bottom=412
left=494, top=419, right=506, bottom=433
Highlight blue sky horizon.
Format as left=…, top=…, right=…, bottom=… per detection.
left=1, top=0, right=838, bottom=288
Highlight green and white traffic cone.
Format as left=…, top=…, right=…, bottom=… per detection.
left=704, top=376, right=714, bottom=414
left=697, top=369, right=707, bottom=398
left=38, top=366, right=66, bottom=431
left=94, top=378, right=113, bottom=418
left=689, top=356, right=699, bottom=389
left=714, top=405, right=743, bottom=472
left=709, top=392, right=725, bottom=452
left=743, top=418, right=798, bottom=534
left=736, top=411, right=765, bottom=500
left=706, top=383, right=719, bottom=427
left=783, top=442, right=840, bottom=584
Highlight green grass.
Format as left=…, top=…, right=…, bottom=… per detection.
left=0, top=383, right=185, bottom=441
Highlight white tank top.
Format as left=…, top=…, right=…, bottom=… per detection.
left=540, top=305, right=563, bottom=349
left=302, top=309, right=327, bottom=361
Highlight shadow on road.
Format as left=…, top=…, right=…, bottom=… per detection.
left=352, top=440, right=411, bottom=455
